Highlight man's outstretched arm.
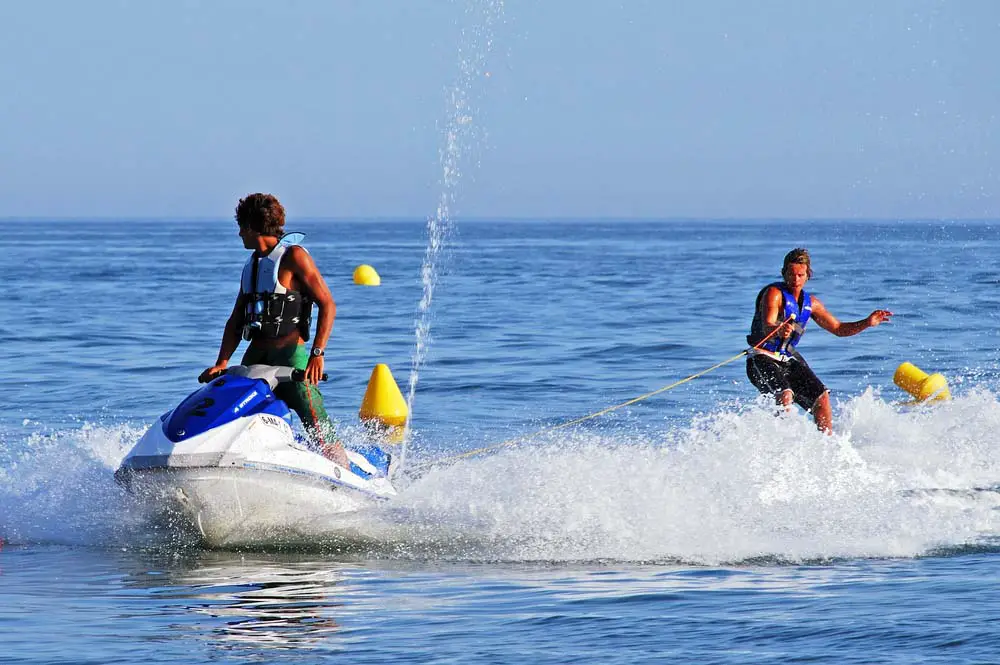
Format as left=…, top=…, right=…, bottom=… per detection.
left=810, top=297, right=892, bottom=337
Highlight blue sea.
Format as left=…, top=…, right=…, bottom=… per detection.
left=4, top=219, right=1000, bottom=663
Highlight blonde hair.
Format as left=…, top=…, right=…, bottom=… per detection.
left=781, top=248, right=813, bottom=279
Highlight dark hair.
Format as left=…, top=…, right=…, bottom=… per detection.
left=781, top=248, right=813, bottom=279
left=235, top=193, right=286, bottom=237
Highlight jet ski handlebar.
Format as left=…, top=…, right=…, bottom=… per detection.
left=289, top=368, right=330, bottom=383
left=223, top=364, right=328, bottom=388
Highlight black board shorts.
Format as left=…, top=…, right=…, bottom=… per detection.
left=746, top=351, right=828, bottom=411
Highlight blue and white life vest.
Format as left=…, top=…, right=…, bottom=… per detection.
left=746, top=281, right=812, bottom=359
left=240, top=242, right=313, bottom=341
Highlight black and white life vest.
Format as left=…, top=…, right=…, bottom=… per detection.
left=240, top=243, right=313, bottom=341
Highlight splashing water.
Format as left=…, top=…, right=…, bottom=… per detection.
left=403, top=0, right=505, bottom=468
left=8, top=390, right=1000, bottom=562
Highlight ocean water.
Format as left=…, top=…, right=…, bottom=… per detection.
left=4, top=219, right=1000, bottom=663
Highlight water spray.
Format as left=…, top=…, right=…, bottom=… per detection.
left=401, top=0, right=505, bottom=471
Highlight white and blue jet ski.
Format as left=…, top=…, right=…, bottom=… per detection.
left=116, top=365, right=397, bottom=548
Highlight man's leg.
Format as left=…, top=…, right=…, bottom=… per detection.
left=788, top=354, right=832, bottom=434
left=811, top=392, right=832, bottom=434
left=747, top=355, right=795, bottom=410
left=271, top=345, right=351, bottom=467
left=276, top=379, right=351, bottom=466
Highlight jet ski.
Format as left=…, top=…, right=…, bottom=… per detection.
left=115, top=364, right=397, bottom=548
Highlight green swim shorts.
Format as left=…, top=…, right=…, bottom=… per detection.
left=241, top=343, right=332, bottom=441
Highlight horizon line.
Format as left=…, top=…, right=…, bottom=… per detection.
left=3, top=215, right=998, bottom=223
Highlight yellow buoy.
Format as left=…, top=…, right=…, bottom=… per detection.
left=893, top=362, right=950, bottom=402
left=359, top=364, right=408, bottom=443
left=353, top=264, right=381, bottom=286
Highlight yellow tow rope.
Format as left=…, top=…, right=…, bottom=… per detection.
left=432, top=315, right=795, bottom=465
left=443, top=349, right=751, bottom=462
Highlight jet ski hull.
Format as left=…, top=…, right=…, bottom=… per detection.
left=120, top=465, right=383, bottom=548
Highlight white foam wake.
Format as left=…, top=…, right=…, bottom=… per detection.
left=6, top=389, right=1000, bottom=563
left=368, top=389, right=1000, bottom=563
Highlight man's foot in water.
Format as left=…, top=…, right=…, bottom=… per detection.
left=320, top=440, right=351, bottom=468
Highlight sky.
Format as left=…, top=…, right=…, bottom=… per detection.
left=1, top=0, right=997, bottom=220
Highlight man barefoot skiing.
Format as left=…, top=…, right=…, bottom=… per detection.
left=747, top=248, right=892, bottom=433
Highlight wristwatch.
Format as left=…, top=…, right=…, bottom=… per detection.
left=311, top=347, right=325, bottom=357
